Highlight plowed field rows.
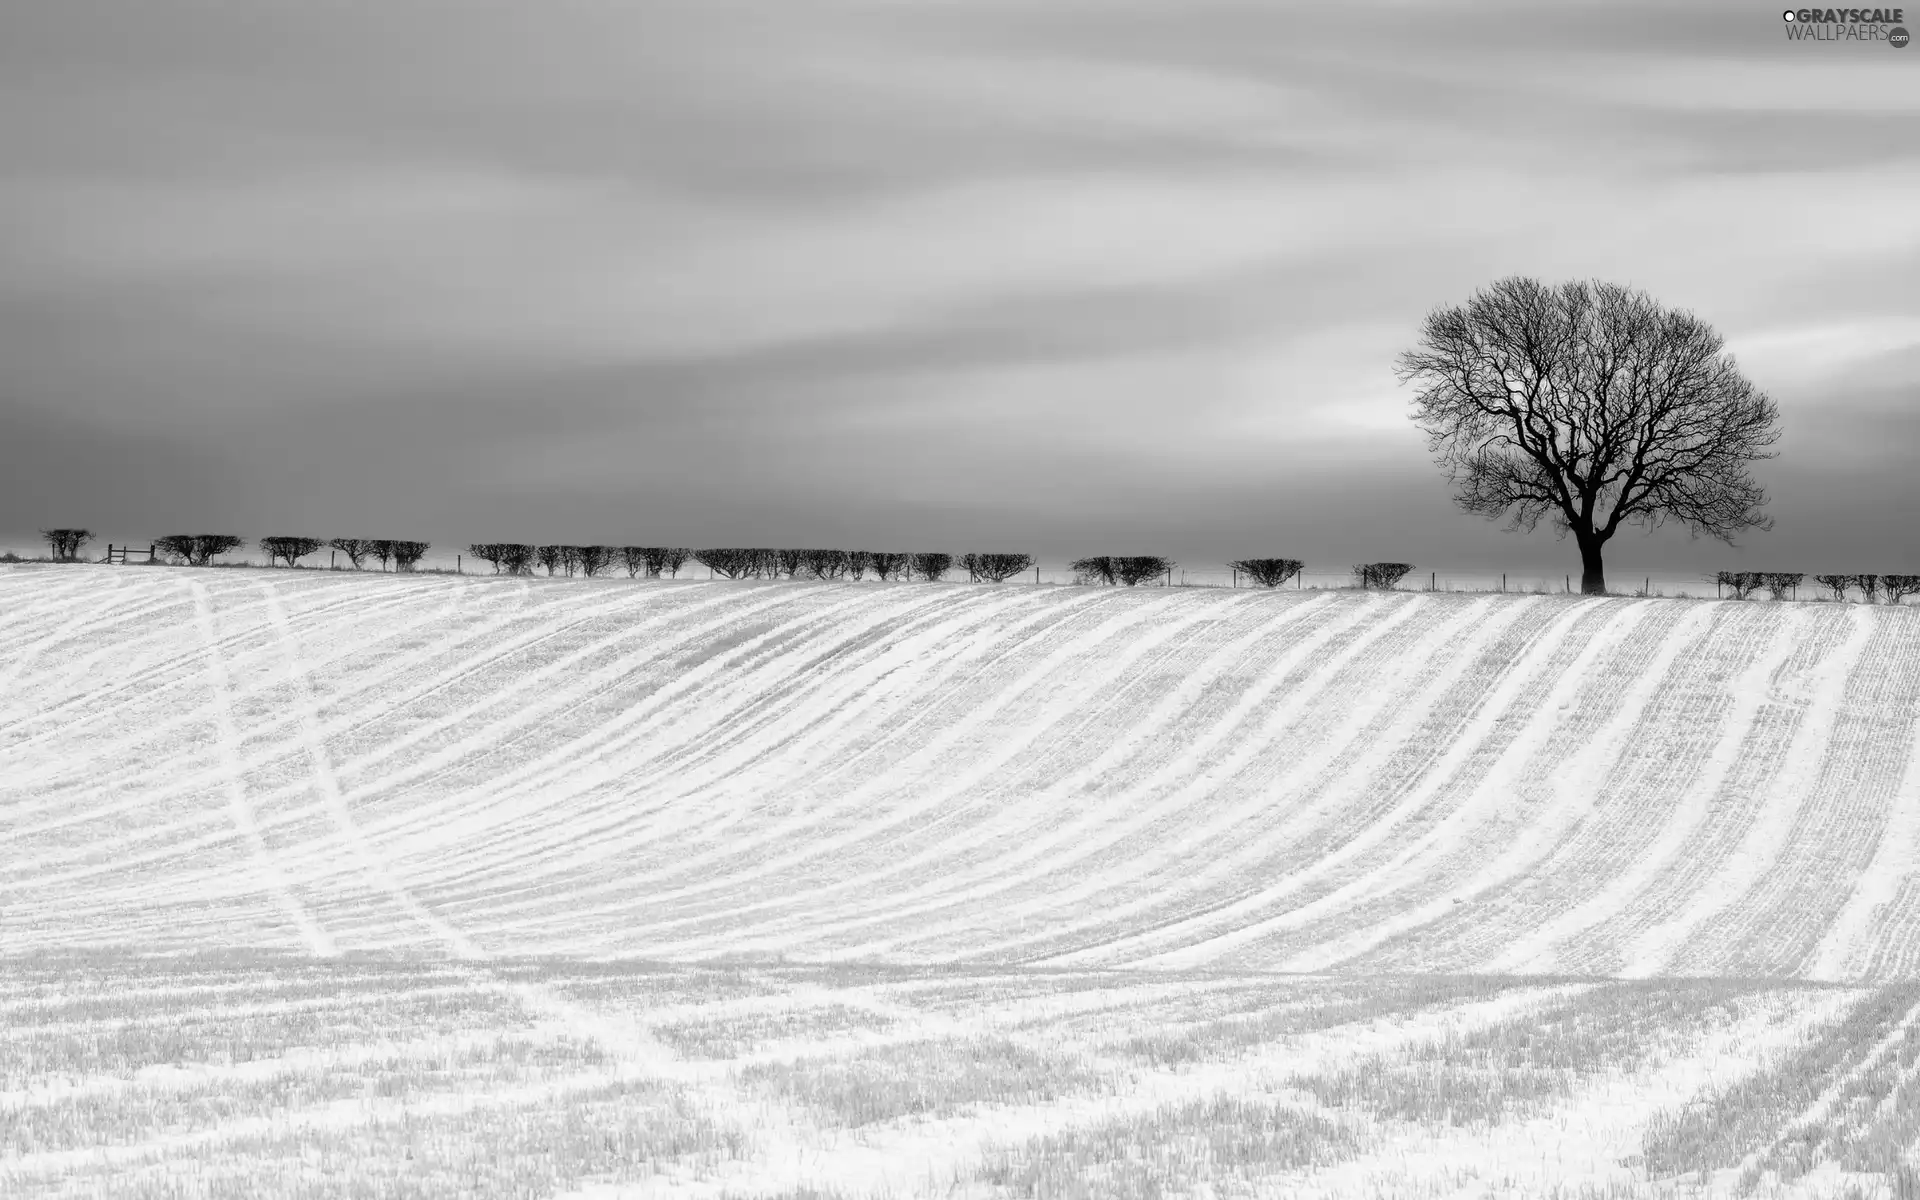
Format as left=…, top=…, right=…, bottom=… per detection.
left=7, top=564, right=1920, bottom=1197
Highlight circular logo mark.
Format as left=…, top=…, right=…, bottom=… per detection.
left=1783, top=8, right=1797, bottom=18
left=1892, top=26, right=1911, bottom=47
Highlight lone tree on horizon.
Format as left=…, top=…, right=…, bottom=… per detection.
left=1397, top=276, right=1782, bottom=595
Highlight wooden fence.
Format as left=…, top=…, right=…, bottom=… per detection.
left=103, top=543, right=158, bottom=565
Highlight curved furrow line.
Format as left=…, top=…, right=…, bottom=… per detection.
left=618, top=591, right=1355, bottom=955
left=433, top=591, right=1307, bottom=922
left=1469, top=602, right=1777, bottom=976
left=0, top=574, right=451, bottom=749
left=379, top=586, right=1044, bottom=905
left=1532, top=604, right=1798, bottom=977
left=0, top=575, right=512, bottom=833
left=0, top=578, right=141, bottom=708
left=4, top=576, right=292, bottom=700
left=0, top=584, right=826, bottom=895
left=423, top=589, right=1219, bottom=947
left=446, top=590, right=1255, bottom=942
left=184, top=578, right=335, bottom=958
left=250, top=584, right=916, bottom=886
left=1031, top=595, right=1548, bottom=970
left=1658, top=605, right=1882, bottom=978
left=376, top=588, right=1124, bottom=910
left=250, top=579, right=485, bottom=957
left=1310, top=599, right=1718, bottom=975
left=1116, top=596, right=1616, bottom=972
left=22, top=573, right=519, bottom=803
left=1075, top=595, right=1582, bottom=967
left=1742, top=610, right=1920, bottom=980
left=1810, top=638, right=1920, bottom=982
left=1212, top=597, right=1659, bottom=973
left=348, top=586, right=1012, bottom=876
left=449, top=590, right=1211, bottom=950
left=0, top=571, right=115, bottom=651
left=1609, top=606, right=1847, bottom=978
left=0, top=582, right=782, bottom=880
left=733, top=595, right=1420, bottom=961
left=969, top=595, right=1502, bottom=966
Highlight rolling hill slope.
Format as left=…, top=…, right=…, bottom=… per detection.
left=5, top=564, right=1919, bottom=982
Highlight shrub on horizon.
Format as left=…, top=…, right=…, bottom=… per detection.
left=38, top=528, right=94, bottom=562
left=960, top=553, right=1033, bottom=583
left=1229, top=558, right=1304, bottom=588
left=1881, top=574, right=1920, bottom=604
left=259, top=536, right=325, bottom=568
left=693, top=548, right=755, bottom=579
left=574, top=545, right=614, bottom=578
left=330, top=538, right=375, bottom=569
left=1116, top=556, right=1175, bottom=586
left=1069, top=557, right=1116, bottom=586
left=1355, top=562, right=1414, bottom=590
left=911, top=552, right=954, bottom=582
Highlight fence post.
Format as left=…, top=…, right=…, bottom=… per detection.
left=331, top=549, right=337, bottom=569
left=1645, top=576, right=1649, bottom=597
left=1035, top=565, right=1039, bottom=586
left=457, top=553, right=462, bottom=574
left=1566, top=574, right=1570, bottom=594
left=1166, top=567, right=1172, bottom=588
left=1430, top=570, right=1435, bottom=592
left=1501, top=572, right=1505, bottom=593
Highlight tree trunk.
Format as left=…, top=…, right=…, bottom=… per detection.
left=1576, top=532, right=1607, bottom=595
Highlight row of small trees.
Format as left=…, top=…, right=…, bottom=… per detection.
left=1716, top=571, right=1920, bottom=603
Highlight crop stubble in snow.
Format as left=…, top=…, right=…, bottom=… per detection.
left=6, top=564, right=1920, bottom=1197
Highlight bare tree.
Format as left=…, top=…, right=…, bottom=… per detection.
left=960, top=553, right=1033, bottom=583
left=661, top=547, right=690, bottom=578
left=911, top=552, right=953, bottom=582
left=574, top=545, right=613, bottom=577
left=155, top=535, right=197, bottom=565
left=620, top=546, right=651, bottom=578
left=1759, top=571, right=1802, bottom=601
left=260, top=536, right=325, bottom=568
left=772, top=548, right=804, bottom=579
left=331, top=538, right=375, bottom=570
left=1069, top=556, right=1116, bottom=585
left=1116, top=556, right=1174, bottom=586
left=39, top=528, right=94, bottom=562
left=1355, top=562, right=1413, bottom=590
left=468, top=543, right=506, bottom=573
left=1852, top=573, right=1882, bottom=603
left=799, top=549, right=851, bottom=579
left=847, top=550, right=874, bottom=580
left=866, top=552, right=908, bottom=581
left=366, top=540, right=397, bottom=572
left=1814, top=573, right=1851, bottom=601
left=1399, top=277, right=1782, bottom=595
left=499, top=544, right=535, bottom=575
left=1883, top=575, right=1920, bottom=605
left=1716, top=570, right=1765, bottom=600
left=1228, top=558, right=1303, bottom=588
left=534, top=545, right=563, bottom=576
left=694, top=548, right=755, bottom=579
left=391, top=541, right=430, bottom=571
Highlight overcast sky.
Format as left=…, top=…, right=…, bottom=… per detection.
left=2, top=0, right=1915, bottom=577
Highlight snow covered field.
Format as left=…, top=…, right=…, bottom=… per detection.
left=6, top=564, right=1920, bottom=1197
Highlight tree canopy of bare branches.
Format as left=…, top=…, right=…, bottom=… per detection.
left=157, top=534, right=242, bottom=566
left=960, top=553, right=1033, bottom=583
left=1398, top=276, right=1781, bottom=595
left=260, top=536, right=324, bottom=567
left=911, top=552, right=953, bottom=582
left=39, top=528, right=94, bottom=561
left=1355, top=562, right=1413, bottom=590
left=331, top=538, right=374, bottom=569
left=1228, top=558, right=1302, bottom=588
